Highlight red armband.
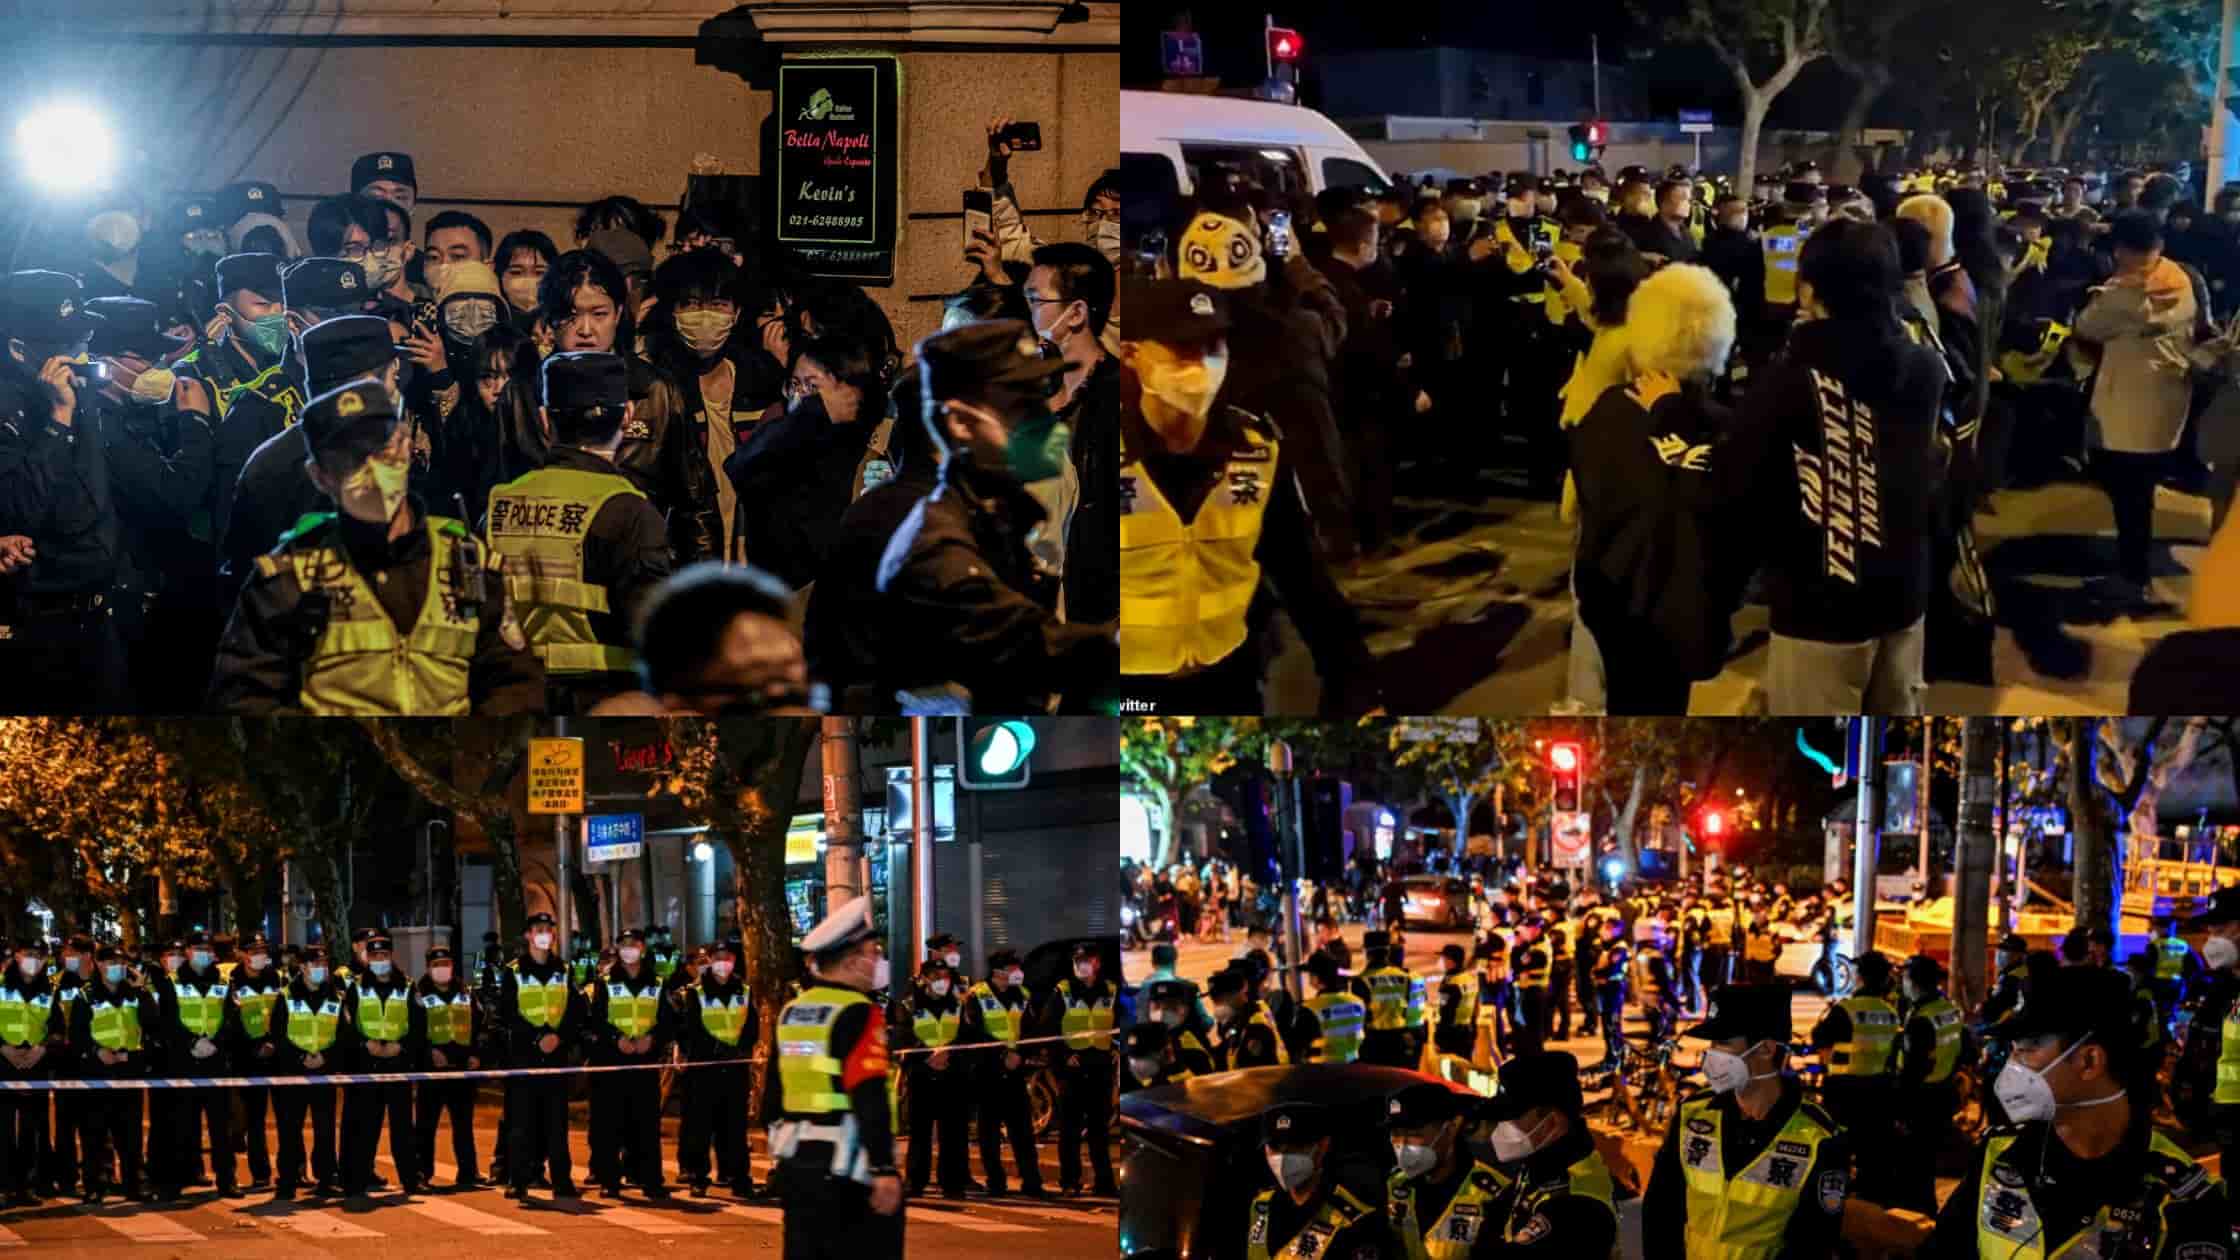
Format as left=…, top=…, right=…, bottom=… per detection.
left=840, top=1018, right=890, bottom=1090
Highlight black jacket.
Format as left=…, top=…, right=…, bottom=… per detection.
left=870, top=456, right=1115, bottom=711
left=1727, top=317, right=1947, bottom=643
left=723, top=393, right=877, bottom=590
left=0, top=370, right=123, bottom=596
left=1062, top=354, right=1120, bottom=625
left=648, top=333, right=783, bottom=566
left=804, top=450, right=941, bottom=710
left=223, top=424, right=323, bottom=588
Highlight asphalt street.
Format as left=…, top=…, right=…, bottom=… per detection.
left=0, top=1094, right=1115, bottom=1258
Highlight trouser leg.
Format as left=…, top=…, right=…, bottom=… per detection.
left=1004, top=1080, right=1040, bottom=1191
left=627, top=1072, right=663, bottom=1189
left=975, top=1088, right=1006, bottom=1186
left=716, top=1067, right=750, bottom=1189
left=678, top=1072, right=712, bottom=1184
left=1077, top=1066, right=1113, bottom=1187
left=588, top=1088, right=619, bottom=1187
left=904, top=1071, right=933, bottom=1189
left=307, top=1087, right=337, bottom=1186
left=1055, top=1072, right=1083, bottom=1189
left=238, top=1086, right=270, bottom=1183
left=538, top=1079, right=570, bottom=1184
left=936, top=1085, right=968, bottom=1191
left=274, top=1089, right=308, bottom=1188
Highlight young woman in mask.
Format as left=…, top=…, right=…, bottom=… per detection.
left=643, top=248, right=770, bottom=564
left=724, top=334, right=890, bottom=591
left=494, top=230, right=558, bottom=327
left=534, top=250, right=691, bottom=542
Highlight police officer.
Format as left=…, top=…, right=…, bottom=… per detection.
left=73, top=944, right=160, bottom=1203
left=1477, top=1053, right=1620, bottom=1255
left=164, top=931, right=234, bottom=1197
left=174, top=253, right=307, bottom=571
left=1427, top=944, right=1479, bottom=1060
left=1809, top=950, right=1900, bottom=1203
left=1645, top=984, right=1849, bottom=1257
left=1211, top=965, right=1288, bottom=1070
left=40, top=935, right=92, bottom=1197
left=410, top=944, right=484, bottom=1190
left=676, top=936, right=756, bottom=1198
left=219, top=934, right=282, bottom=1191
left=1678, top=900, right=1709, bottom=1014
left=1925, top=965, right=2230, bottom=1258
left=2181, top=887, right=2240, bottom=1197
left=139, top=937, right=188, bottom=1196
left=1046, top=940, right=1117, bottom=1197
left=648, top=925, right=680, bottom=987
left=208, top=375, right=546, bottom=714
left=1509, top=919, right=1550, bottom=1057
left=1246, top=1101, right=1386, bottom=1260
left=2149, top=916, right=2199, bottom=1015
left=1294, top=952, right=1367, bottom=1065
left=338, top=933, right=419, bottom=1196
left=893, top=957, right=971, bottom=1197
left=482, top=350, right=672, bottom=712
left=0, top=270, right=130, bottom=712
left=1381, top=1080, right=1508, bottom=1258
left=1591, top=916, right=1630, bottom=1069
left=1144, top=978, right=1216, bottom=1075
left=962, top=948, right=1045, bottom=1197
left=500, top=911, right=583, bottom=1199
left=1983, top=933, right=2031, bottom=1026
left=1635, top=920, right=1677, bottom=1044
left=1360, top=931, right=1419, bottom=1068
left=1893, top=954, right=1963, bottom=1215
left=1120, top=1022, right=1198, bottom=1091
left=585, top=927, right=671, bottom=1199
left=0, top=939, right=63, bottom=1206
left=764, top=896, right=903, bottom=1259
left=1115, top=279, right=1371, bottom=713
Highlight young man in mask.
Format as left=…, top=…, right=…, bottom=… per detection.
left=869, top=320, right=1116, bottom=712
left=269, top=944, right=345, bottom=1199
left=207, top=374, right=545, bottom=715
left=339, top=934, right=421, bottom=1197
left=1118, top=1021, right=1196, bottom=1091
left=2180, top=887, right=2240, bottom=1201
left=893, top=956, right=972, bottom=1198
left=961, top=948, right=1045, bottom=1198
left=1025, top=242, right=1118, bottom=625
left=0, top=269, right=130, bottom=713
left=484, top=351, right=673, bottom=714
left=499, top=912, right=583, bottom=1200
left=176, top=252, right=308, bottom=582
left=0, top=938, right=63, bottom=1207
left=1208, top=964, right=1286, bottom=1071
left=1926, top=965, right=2228, bottom=1258
left=1244, top=1101, right=1385, bottom=1260
left=159, top=931, right=234, bottom=1199
left=1380, top=1080, right=1511, bottom=1258
left=223, top=934, right=284, bottom=1191
left=410, top=944, right=485, bottom=1191
left=1472, top=1054, right=1618, bottom=1254
left=1115, top=278, right=1373, bottom=716
left=1644, top=984, right=1848, bottom=1258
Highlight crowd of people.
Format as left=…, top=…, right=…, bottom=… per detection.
left=0, top=123, right=1123, bottom=716
left=1127, top=842, right=2238, bottom=1257
left=0, top=905, right=1123, bottom=1220
left=1121, top=154, right=2240, bottom=715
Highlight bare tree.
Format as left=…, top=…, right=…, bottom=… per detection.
left=1823, top=0, right=1929, bottom=175
left=357, top=718, right=537, bottom=941
left=1667, top=0, right=1833, bottom=195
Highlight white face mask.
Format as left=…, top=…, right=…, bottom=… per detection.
left=944, top=951, right=962, bottom=969
left=1994, top=1035, right=2121, bottom=1124
left=1491, top=1113, right=1551, bottom=1162
left=89, top=210, right=140, bottom=255
left=873, top=958, right=893, bottom=991
left=16, top=957, right=41, bottom=978
left=1007, top=967, right=1025, bottom=987
left=620, top=946, right=642, bottom=964
left=430, top=966, right=454, bottom=985
left=247, top=955, right=269, bottom=972
left=363, top=245, right=405, bottom=289
left=1701, top=1042, right=1774, bottom=1094
left=1074, top=962, right=1096, bottom=981
left=531, top=932, right=553, bottom=951
left=1391, top=1139, right=1441, bottom=1179
left=1137, top=347, right=1228, bottom=420
left=128, top=365, right=177, bottom=405
left=1090, top=218, right=1121, bottom=265
left=2205, top=936, right=2239, bottom=971
left=929, top=978, right=951, bottom=997
left=1128, top=1055, right=1163, bottom=1082
left=335, top=455, right=409, bottom=524
left=710, top=959, right=734, bottom=979
left=1266, top=1150, right=1318, bottom=1194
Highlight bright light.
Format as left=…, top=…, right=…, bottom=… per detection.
left=1379, top=809, right=1397, bottom=827
left=980, top=726, right=1021, bottom=775
left=1121, top=795, right=1154, bottom=864
left=1601, top=857, right=1624, bottom=881
left=1735, top=787, right=1745, bottom=796
left=692, top=840, right=714, bottom=863
left=16, top=103, right=114, bottom=193
left=1704, top=811, right=1724, bottom=836
left=1550, top=743, right=1579, bottom=772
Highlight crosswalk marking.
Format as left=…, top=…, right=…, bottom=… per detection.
left=401, top=1196, right=551, bottom=1236
left=906, top=1206, right=1038, bottom=1233
left=963, top=1198, right=1114, bottom=1225
left=718, top=1204, right=786, bottom=1225
left=263, top=1206, right=385, bottom=1238
left=83, top=1207, right=203, bottom=1243
left=570, top=1203, right=710, bottom=1235
left=0, top=1221, right=23, bottom=1247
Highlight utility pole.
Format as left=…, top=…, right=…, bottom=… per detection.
left=2212, top=0, right=2239, bottom=202
left=1917, top=718, right=1934, bottom=894
left=1591, top=33, right=1602, bottom=120
left=1270, top=739, right=1304, bottom=1003
left=554, top=716, right=571, bottom=950
left=910, top=718, right=934, bottom=970
left=820, top=717, right=865, bottom=913
left=1852, top=719, right=1881, bottom=963
left=1954, top=718, right=1998, bottom=1013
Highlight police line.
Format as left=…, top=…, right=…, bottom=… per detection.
left=0, top=1033, right=1110, bottom=1090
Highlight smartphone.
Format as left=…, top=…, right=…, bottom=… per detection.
left=1001, top=121, right=1043, bottom=152
left=963, top=187, right=994, bottom=253
left=70, top=359, right=111, bottom=389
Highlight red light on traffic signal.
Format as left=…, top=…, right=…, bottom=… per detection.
left=1549, top=743, right=1579, bottom=773
left=1268, top=27, right=1303, bottom=62
left=1586, top=121, right=1606, bottom=145
left=1704, top=810, right=1724, bottom=836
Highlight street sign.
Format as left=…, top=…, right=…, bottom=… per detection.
left=1396, top=717, right=1481, bottom=742
left=583, top=813, right=643, bottom=863
left=526, top=737, right=585, bottom=814
left=1679, top=109, right=1714, bottom=135
left=1551, top=811, right=1593, bottom=868
left=1162, top=29, right=1204, bottom=77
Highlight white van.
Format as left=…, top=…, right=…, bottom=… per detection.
left=1121, top=88, right=1392, bottom=215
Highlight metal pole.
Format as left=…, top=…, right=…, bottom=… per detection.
left=910, top=717, right=934, bottom=971
left=821, top=717, right=866, bottom=912
left=555, top=716, right=571, bottom=951
left=1852, top=718, right=1882, bottom=961
left=1954, top=719, right=1997, bottom=1013
left=1996, top=724, right=2013, bottom=935
left=280, top=860, right=291, bottom=948
left=2211, top=0, right=2239, bottom=203
left=1264, top=12, right=1274, bottom=85
left=1918, top=719, right=1933, bottom=894
left=967, top=788, right=986, bottom=979
left=1592, top=34, right=1602, bottom=120
left=1270, top=740, right=1303, bottom=1003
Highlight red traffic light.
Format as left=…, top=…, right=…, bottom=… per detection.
left=1586, top=120, right=1606, bottom=144
left=1703, top=810, right=1724, bottom=836
left=1549, top=742, right=1580, bottom=773
left=1268, top=27, right=1303, bottom=62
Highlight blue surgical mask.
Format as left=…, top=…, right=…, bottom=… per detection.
left=190, top=951, right=212, bottom=971
left=370, top=960, right=393, bottom=978
left=307, top=966, right=328, bottom=986
left=103, top=965, right=126, bottom=985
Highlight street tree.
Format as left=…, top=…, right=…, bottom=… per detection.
left=1662, top=0, right=1833, bottom=196
left=1823, top=0, right=1933, bottom=173
left=1385, top=718, right=1536, bottom=861
left=2061, top=717, right=2207, bottom=936
left=224, top=719, right=392, bottom=952
left=1123, top=717, right=1262, bottom=869
left=358, top=718, right=538, bottom=940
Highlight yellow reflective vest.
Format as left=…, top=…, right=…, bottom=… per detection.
left=252, top=514, right=486, bottom=716
left=513, top=966, right=570, bottom=1029
left=1762, top=225, right=1803, bottom=307
left=1907, top=995, right=1964, bottom=1084
left=2214, top=993, right=2240, bottom=1105
left=356, top=985, right=410, bottom=1041
left=485, top=464, right=644, bottom=676
left=231, top=981, right=280, bottom=1040
left=1055, top=977, right=1116, bottom=1050
left=420, top=987, right=474, bottom=1046
left=1972, top=1127, right=2210, bottom=1260
left=0, top=986, right=55, bottom=1048
left=1364, top=965, right=1414, bottom=1032
left=2156, top=936, right=2192, bottom=981
left=1247, top=1183, right=1375, bottom=1260
left=966, top=982, right=1025, bottom=1043
left=1675, top=1091, right=1840, bottom=1260
left=87, top=993, right=144, bottom=1052
left=697, top=987, right=749, bottom=1046
left=776, top=984, right=873, bottom=1116
left=285, top=993, right=342, bottom=1054
left=604, top=978, right=661, bottom=1038
left=1302, top=990, right=1365, bottom=1064
left=1119, top=416, right=1276, bottom=677
left=1829, top=995, right=1899, bottom=1076
left=1498, top=1148, right=1616, bottom=1252
left=1388, top=1161, right=1508, bottom=1259
left=910, top=999, right=960, bottom=1049
left=174, top=974, right=227, bottom=1038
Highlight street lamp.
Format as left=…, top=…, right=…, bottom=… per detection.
left=16, top=103, right=113, bottom=193
left=692, top=840, right=714, bottom=864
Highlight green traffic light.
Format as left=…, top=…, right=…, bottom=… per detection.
left=973, top=720, right=1036, bottom=776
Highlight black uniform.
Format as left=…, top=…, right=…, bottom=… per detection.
left=1923, top=1112, right=2230, bottom=1260
left=584, top=957, right=672, bottom=1194
left=41, top=961, right=89, bottom=1195
left=161, top=960, right=234, bottom=1195
left=1592, top=934, right=1630, bottom=1066
left=891, top=980, right=971, bottom=1195
left=499, top=950, right=584, bottom=1195
left=409, top=968, right=485, bottom=1187
left=0, top=967, right=64, bottom=1200
left=959, top=976, right=1043, bottom=1194
left=1044, top=973, right=1118, bottom=1194
left=223, top=961, right=284, bottom=1187
left=759, top=971, right=902, bottom=1260
left=1642, top=1080, right=1851, bottom=1260
left=270, top=971, right=346, bottom=1195
left=675, top=966, right=758, bottom=1194
left=68, top=971, right=160, bottom=1200
left=1217, top=998, right=1288, bottom=1070
left=1486, top=1127, right=1621, bottom=1257
left=339, top=967, right=419, bottom=1194
left=1509, top=936, right=1549, bottom=1057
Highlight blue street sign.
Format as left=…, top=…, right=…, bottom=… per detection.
left=1679, top=109, right=1714, bottom=125
left=584, top=813, right=644, bottom=863
left=1163, top=30, right=1204, bottom=77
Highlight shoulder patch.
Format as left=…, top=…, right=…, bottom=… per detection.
left=1817, top=1169, right=1847, bottom=1216
left=1513, top=1214, right=1551, bottom=1244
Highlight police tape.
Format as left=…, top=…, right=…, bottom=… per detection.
left=0, top=1033, right=1117, bottom=1090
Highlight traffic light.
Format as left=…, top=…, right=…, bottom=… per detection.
left=1568, top=121, right=1607, bottom=163
left=1702, top=809, right=1724, bottom=837
left=1549, top=742, right=1582, bottom=812
left=1268, top=26, right=1304, bottom=65
left=956, top=718, right=1035, bottom=789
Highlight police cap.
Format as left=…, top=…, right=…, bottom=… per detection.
left=1120, top=1021, right=1169, bottom=1058
left=283, top=256, right=370, bottom=314
left=1683, top=983, right=1791, bottom=1044
left=1903, top=954, right=1946, bottom=985
left=426, top=945, right=455, bottom=964
left=351, top=151, right=417, bottom=194
left=1361, top=930, right=1391, bottom=952
left=299, top=944, right=327, bottom=962
left=215, top=252, right=284, bottom=302
left=85, top=296, right=185, bottom=359
left=1383, top=1080, right=1475, bottom=1129
left=364, top=935, right=393, bottom=954
left=174, top=199, right=216, bottom=236
left=95, top=944, right=124, bottom=963
left=215, top=181, right=282, bottom=229
left=296, top=376, right=398, bottom=460
left=0, top=269, right=99, bottom=343
left=616, top=928, right=645, bottom=945
left=299, top=315, right=394, bottom=398
left=987, top=948, right=1023, bottom=972
left=13, top=938, right=42, bottom=954
left=183, top=930, right=211, bottom=948
left=1784, top=181, right=1826, bottom=206
left=1205, top=967, right=1247, bottom=999
left=1145, top=979, right=1194, bottom=1007
left=800, top=895, right=877, bottom=962
left=525, top=912, right=557, bottom=929
left=1261, top=1101, right=1330, bottom=1146
left=917, top=318, right=1065, bottom=406
left=1998, top=965, right=2136, bottom=1050
left=1072, top=940, right=1101, bottom=960
left=239, top=935, right=271, bottom=953
left=926, top=932, right=961, bottom=952
left=918, top=956, right=949, bottom=976
left=540, top=350, right=628, bottom=412
left=1998, top=933, right=2032, bottom=953
left=1119, top=278, right=1227, bottom=346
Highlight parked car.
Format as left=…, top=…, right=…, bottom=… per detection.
left=1398, top=874, right=1473, bottom=930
